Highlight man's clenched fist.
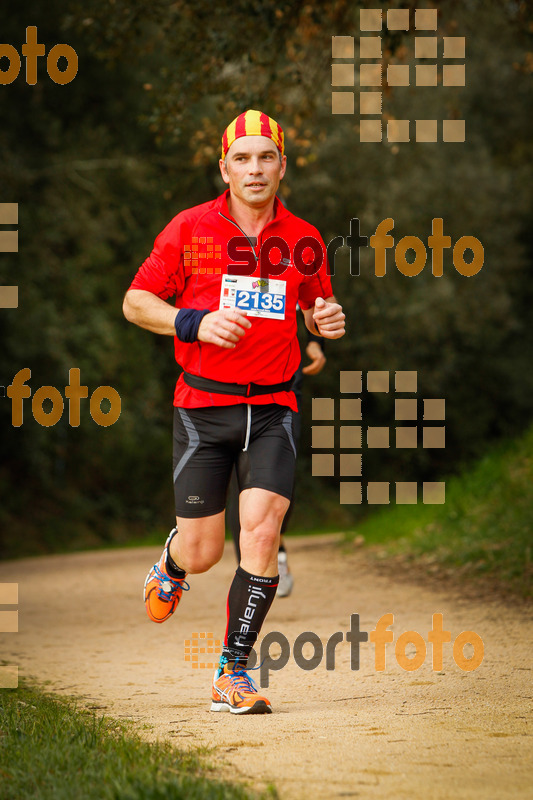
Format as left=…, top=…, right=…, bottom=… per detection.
left=197, top=308, right=252, bottom=348
left=312, top=297, right=345, bottom=339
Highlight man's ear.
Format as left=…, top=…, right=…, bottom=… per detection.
left=219, top=158, right=230, bottom=185
left=279, top=154, right=287, bottom=180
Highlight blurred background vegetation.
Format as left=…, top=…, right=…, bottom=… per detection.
left=0, top=0, right=532, bottom=560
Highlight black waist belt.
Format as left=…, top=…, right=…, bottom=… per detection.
left=183, top=372, right=295, bottom=397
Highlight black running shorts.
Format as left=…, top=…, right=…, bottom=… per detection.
left=172, top=403, right=297, bottom=518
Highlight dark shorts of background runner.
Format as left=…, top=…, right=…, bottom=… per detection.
left=172, top=404, right=297, bottom=518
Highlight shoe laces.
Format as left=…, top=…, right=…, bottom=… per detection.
left=219, top=657, right=259, bottom=693
left=153, top=563, right=190, bottom=599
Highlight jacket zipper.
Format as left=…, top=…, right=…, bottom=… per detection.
left=218, top=212, right=259, bottom=263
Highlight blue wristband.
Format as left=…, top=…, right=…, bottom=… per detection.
left=174, top=309, right=210, bottom=343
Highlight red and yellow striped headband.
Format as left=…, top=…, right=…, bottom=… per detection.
left=221, top=110, right=284, bottom=160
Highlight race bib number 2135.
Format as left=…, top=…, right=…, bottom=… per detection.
left=219, top=276, right=286, bottom=320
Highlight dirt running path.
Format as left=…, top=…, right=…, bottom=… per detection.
left=0, top=535, right=531, bottom=799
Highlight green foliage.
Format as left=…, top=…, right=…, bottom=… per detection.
left=1, top=1, right=532, bottom=552
left=0, top=683, right=272, bottom=800
left=348, top=425, right=533, bottom=598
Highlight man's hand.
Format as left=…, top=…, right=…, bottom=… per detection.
left=302, top=340, right=326, bottom=375
left=197, top=308, right=251, bottom=349
left=312, top=297, right=345, bottom=339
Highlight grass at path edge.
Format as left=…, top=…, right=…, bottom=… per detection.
left=346, top=426, right=533, bottom=599
left=0, top=683, right=276, bottom=800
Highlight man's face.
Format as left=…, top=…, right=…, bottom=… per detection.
left=219, top=135, right=287, bottom=209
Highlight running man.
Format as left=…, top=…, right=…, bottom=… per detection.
left=123, top=109, right=345, bottom=714
left=227, top=331, right=326, bottom=597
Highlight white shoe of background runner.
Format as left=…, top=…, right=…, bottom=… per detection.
left=276, top=551, right=294, bottom=598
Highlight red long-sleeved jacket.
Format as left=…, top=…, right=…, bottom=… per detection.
left=129, top=190, right=333, bottom=410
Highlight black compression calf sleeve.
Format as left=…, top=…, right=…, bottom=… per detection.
left=222, top=566, right=278, bottom=666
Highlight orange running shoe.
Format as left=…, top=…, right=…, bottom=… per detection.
left=211, top=659, right=272, bottom=715
left=143, top=528, right=189, bottom=623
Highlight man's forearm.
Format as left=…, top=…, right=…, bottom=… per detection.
left=122, top=289, right=177, bottom=335
left=303, top=311, right=320, bottom=336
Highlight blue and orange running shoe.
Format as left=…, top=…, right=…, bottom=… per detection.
left=211, top=658, right=272, bottom=715
left=143, top=528, right=189, bottom=623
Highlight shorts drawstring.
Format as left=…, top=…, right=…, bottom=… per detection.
left=242, top=404, right=252, bottom=452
